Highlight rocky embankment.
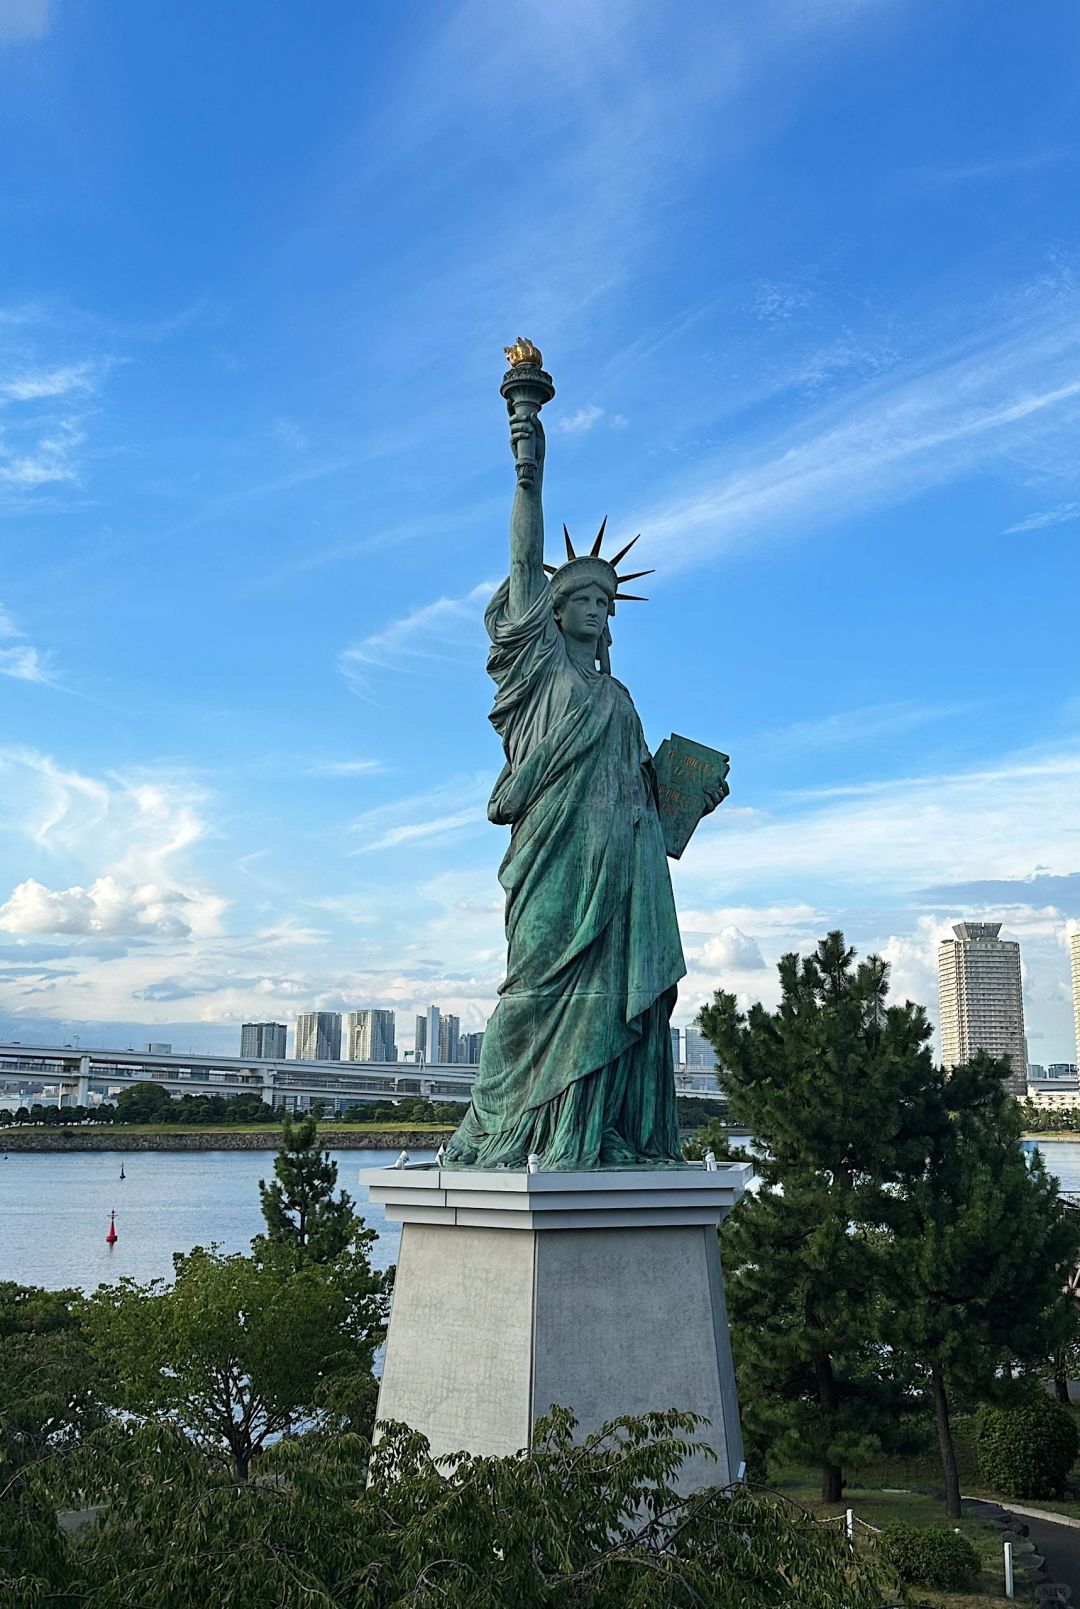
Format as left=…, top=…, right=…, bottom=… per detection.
left=0, top=1128, right=454, bottom=1153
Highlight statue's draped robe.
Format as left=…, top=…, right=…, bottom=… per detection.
left=444, top=580, right=686, bottom=1170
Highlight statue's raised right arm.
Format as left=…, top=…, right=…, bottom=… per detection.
left=507, top=407, right=547, bottom=621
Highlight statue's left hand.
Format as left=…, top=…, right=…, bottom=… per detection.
left=702, top=779, right=729, bottom=816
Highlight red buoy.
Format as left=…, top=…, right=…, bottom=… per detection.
left=105, top=1209, right=117, bottom=1246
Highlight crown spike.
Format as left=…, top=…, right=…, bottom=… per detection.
left=590, top=515, right=608, bottom=557
left=615, top=568, right=654, bottom=584
left=543, top=563, right=558, bottom=574
left=563, top=524, right=576, bottom=560
left=614, top=592, right=648, bottom=602
left=608, top=533, right=640, bottom=567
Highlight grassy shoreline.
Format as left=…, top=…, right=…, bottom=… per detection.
left=0, top=1122, right=456, bottom=1151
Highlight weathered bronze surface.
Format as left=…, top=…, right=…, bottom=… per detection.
left=444, top=344, right=728, bottom=1171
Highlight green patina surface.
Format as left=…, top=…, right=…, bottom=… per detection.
left=445, top=351, right=726, bottom=1172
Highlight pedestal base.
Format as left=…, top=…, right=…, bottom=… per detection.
left=363, top=1164, right=749, bottom=1491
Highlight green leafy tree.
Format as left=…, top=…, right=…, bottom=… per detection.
left=257, top=1114, right=358, bottom=1262
left=71, top=1409, right=898, bottom=1608
left=701, top=931, right=938, bottom=1501
left=0, top=1283, right=99, bottom=1605
left=84, top=1243, right=388, bottom=1481
left=681, top=1116, right=738, bottom=1161
left=885, top=1053, right=1080, bottom=1516
left=113, top=1080, right=174, bottom=1124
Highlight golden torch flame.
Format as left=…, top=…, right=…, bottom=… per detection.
left=503, top=336, right=544, bottom=369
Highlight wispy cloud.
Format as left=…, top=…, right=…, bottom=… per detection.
left=759, top=700, right=968, bottom=751
left=1003, top=502, right=1080, bottom=535
left=679, top=746, right=1080, bottom=897
left=306, top=758, right=387, bottom=777
left=906, top=147, right=1071, bottom=192
left=0, top=0, right=51, bottom=45
left=0, top=603, right=57, bottom=685
left=557, top=405, right=604, bottom=435
left=0, top=348, right=101, bottom=496
left=0, top=361, right=96, bottom=401
left=339, top=581, right=493, bottom=696
left=634, top=288, right=1080, bottom=572
left=348, top=777, right=493, bottom=855
left=0, top=749, right=224, bottom=939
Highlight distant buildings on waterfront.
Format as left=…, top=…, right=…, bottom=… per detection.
left=293, top=1012, right=342, bottom=1062
left=235, top=917, right=1079, bottom=1096
left=240, top=1022, right=287, bottom=1060
left=241, top=1006, right=484, bottom=1067
left=346, top=1009, right=397, bottom=1063
left=682, top=1026, right=715, bottom=1068
left=938, top=922, right=1027, bottom=1097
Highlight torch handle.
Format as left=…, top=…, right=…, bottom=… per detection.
left=500, top=359, right=554, bottom=490
left=510, top=397, right=540, bottom=485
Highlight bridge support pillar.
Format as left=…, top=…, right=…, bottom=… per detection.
left=262, top=1068, right=276, bottom=1107
left=77, top=1054, right=90, bottom=1106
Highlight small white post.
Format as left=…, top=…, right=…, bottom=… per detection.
left=1003, top=1540, right=1014, bottom=1599
left=846, top=1508, right=854, bottom=1543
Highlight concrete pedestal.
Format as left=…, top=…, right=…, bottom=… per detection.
left=362, top=1163, right=750, bottom=1491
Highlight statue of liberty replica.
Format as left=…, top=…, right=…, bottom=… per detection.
left=365, top=344, right=742, bottom=1492
left=446, top=340, right=727, bottom=1171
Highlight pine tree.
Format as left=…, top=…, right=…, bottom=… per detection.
left=257, top=1115, right=358, bottom=1262
left=884, top=1052, right=1080, bottom=1517
left=700, top=932, right=938, bottom=1502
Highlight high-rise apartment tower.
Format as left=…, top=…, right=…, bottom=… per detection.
left=1071, top=931, right=1080, bottom=1070
left=439, top=1013, right=460, bottom=1065
left=937, top=922, right=1027, bottom=1097
left=345, top=1009, right=397, bottom=1063
left=240, top=1022, right=287, bottom=1059
left=293, top=1012, right=342, bottom=1062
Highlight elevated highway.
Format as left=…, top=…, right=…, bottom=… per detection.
left=0, top=1041, right=721, bottom=1114
left=0, top=1041, right=477, bottom=1112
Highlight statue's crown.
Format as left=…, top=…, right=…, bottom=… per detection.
left=544, top=518, right=654, bottom=607
left=504, top=336, right=544, bottom=369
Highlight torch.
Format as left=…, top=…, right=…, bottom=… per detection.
left=500, top=337, right=555, bottom=488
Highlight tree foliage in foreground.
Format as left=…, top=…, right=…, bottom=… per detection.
left=256, top=1113, right=359, bottom=1261
left=0, top=1283, right=98, bottom=1606
left=699, top=929, right=1080, bottom=1516
left=83, top=1240, right=389, bottom=1480
left=703, top=931, right=937, bottom=1502
left=883, top=1053, right=1080, bottom=1516
left=66, top=1409, right=899, bottom=1609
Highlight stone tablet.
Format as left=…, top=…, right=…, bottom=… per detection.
left=653, top=734, right=730, bottom=859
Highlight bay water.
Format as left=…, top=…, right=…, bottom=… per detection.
left=0, top=1139, right=1071, bottom=1293
left=0, top=1147, right=434, bottom=1291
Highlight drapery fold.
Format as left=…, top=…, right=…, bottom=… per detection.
left=444, top=580, right=686, bottom=1171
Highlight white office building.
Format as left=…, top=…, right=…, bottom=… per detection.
left=937, top=922, right=1027, bottom=1097
left=1071, top=932, right=1080, bottom=1070
left=293, top=1012, right=342, bottom=1062
left=345, top=1009, right=397, bottom=1063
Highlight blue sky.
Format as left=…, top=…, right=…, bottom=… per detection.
left=0, top=0, right=1078, bottom=1061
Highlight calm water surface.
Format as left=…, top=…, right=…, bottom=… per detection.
left=0, top=1148, right=434, bottom=1291
left=1023, top=1138, right=1080, bottom=1193
left=0, top=1138, right=1064, bottom=1292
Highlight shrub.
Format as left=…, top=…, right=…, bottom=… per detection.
left=878, top=1522, right=980, bottom=1590
left=975, top=1396, right=1080, bottom=1499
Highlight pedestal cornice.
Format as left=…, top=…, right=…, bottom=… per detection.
left=362, top=1161, right=750, bottom=1232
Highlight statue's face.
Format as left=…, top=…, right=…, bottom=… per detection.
left=556, top=586, right=612, bottom=646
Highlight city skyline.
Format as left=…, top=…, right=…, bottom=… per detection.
left=0, top=5, right=1077, bottom=1064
